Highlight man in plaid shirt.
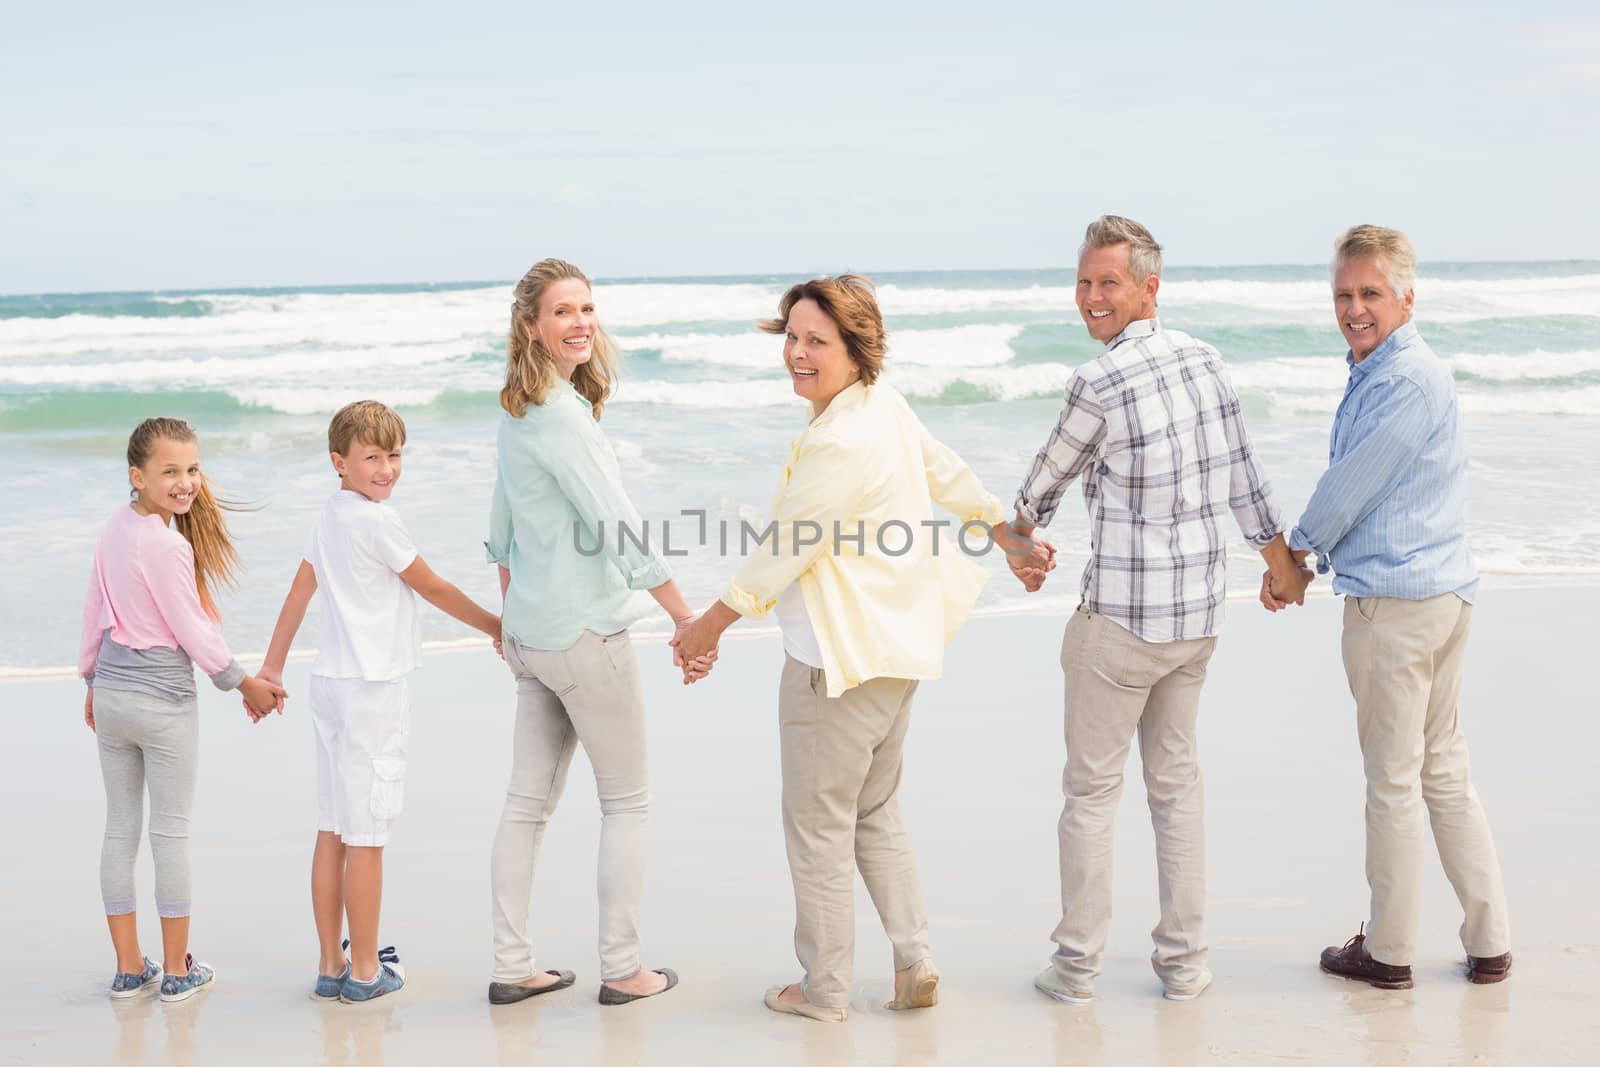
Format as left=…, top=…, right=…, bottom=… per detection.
left=1011, top=216, right=1310, bottom=1005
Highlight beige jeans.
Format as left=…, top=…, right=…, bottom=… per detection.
left=1050, top=608, right=1217, bottom=992
left=490, top=629, right=650, bottom=982
left=779, top=655, right=930, bottom=1009
left=1341, top=593, right=1510, bottom=965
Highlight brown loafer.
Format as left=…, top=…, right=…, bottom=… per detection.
left=1467, top=952, right=1512, bottom=984
left=1319, top=926, right=1413, bottom=990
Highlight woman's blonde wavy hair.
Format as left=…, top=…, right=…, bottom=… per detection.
left=126, top=417, right=247, bottom=621
left=501, top=259, right=620, bottom=420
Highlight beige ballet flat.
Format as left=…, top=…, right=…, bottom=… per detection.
left=885, top=958, right=939, bottom=1010
left=763, top=983, right=848, bottom=1022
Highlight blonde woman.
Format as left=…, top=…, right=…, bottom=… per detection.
left=484, top=259, right=708, bottom=1007
left=674, top=275, right=1053, bottom=1021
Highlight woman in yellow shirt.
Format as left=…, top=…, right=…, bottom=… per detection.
left=675, top=275, right=1051, bottom=1021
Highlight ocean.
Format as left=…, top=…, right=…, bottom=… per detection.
left=3, top=263, right=1598, bottom=676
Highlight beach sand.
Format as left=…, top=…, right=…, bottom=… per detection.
left=2, top=585, right=1596, bottom=1066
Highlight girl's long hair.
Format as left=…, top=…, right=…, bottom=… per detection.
left=126, top=417, right=247, bottom=621
left=501, top=258, right=620, bottom=420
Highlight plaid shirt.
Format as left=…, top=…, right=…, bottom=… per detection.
left=1015, top=317, right=1282, bottom=642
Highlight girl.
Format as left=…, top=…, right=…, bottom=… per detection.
left=80, top=417, right=285, bottom=1002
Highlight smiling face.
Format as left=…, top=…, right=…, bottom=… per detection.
left=333, top=437, right=403, bottom=502
left=782, top=298, right=861, bottom=416
left=1076, top=243, right=1160, bottom=344
left=532, top=278, right=598, bottom=382
left=1333, top=256, right=1414, bottom=362
left=129, top=437, right=201, bottom=524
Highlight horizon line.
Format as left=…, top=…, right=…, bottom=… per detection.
left=5, top=257, right=1599, bottom=301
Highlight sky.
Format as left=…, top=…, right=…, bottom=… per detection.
left=4, top=1, right=1599, bottom=293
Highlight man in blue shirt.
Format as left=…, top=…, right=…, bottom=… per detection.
left=1265, top=225, right=1511, bottom=990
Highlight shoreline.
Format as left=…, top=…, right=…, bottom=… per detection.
left=7, top=572, right=1599, bottom=685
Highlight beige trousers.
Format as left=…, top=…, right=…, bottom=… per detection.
left=778, top=655, right=930, bottom=1009
left=1341, top=593, right=1510, bottom=965
left=490, top=630, right=650, bottom=982
left=1050, top=608, right=1217, bottom=992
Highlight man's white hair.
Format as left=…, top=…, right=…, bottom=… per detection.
left=1332, top=224, right=1416, bottom=297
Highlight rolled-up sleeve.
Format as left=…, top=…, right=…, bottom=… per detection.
left=1014, top=370, right=1105, bottom=527
left=722, top=430, right=869, bottom=619
left=536, top=405, right=671, bottom=591
left=1217, top=368, right=1283, bottom=547
left=484, top=471, right=512, bottom=566
left=1290, top=377, right=1433, bottom=561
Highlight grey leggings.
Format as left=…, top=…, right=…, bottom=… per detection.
left=95, top=687, right=199, bottom=918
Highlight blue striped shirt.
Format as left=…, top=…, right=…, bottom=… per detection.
left=1287, top=322, right=1477, bottom=602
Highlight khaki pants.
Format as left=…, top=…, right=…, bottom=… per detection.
left=1341, top=593, right=1510, bottom=965
left=490, top=630, right=650, bottom=982
left=1050, top=608, right=1217, bottom=992
left=779, top=655, right=930, bottom=1009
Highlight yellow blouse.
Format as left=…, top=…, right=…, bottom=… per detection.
left=722, top=380, right=1004, bottom=696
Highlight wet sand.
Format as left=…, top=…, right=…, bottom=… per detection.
left=3, top=586, right=1596, bottom=1065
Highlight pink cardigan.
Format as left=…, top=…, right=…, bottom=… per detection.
left=80, top=504, right=236, bottom=681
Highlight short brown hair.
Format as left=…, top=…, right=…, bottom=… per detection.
left=758, top=274, right=886, bottom=385
left=327, top=400, right=407, bottom=456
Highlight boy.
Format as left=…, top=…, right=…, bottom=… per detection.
left=257, top=400, right=500, bottom=1003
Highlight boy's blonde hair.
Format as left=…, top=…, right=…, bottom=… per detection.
left=328, top=400, right=407, bottom=456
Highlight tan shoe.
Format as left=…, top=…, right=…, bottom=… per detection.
left=763, top=983, right=848, bottom=1022
left=885, top=958, right=939, bottom=1010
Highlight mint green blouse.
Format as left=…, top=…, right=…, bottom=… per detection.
left=486, top=384, right=670, bottom=650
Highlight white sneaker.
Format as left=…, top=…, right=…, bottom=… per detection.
left=1034, top=966, right=1094, bottom=1005
left=1162, top=969, right=1214, bottom=1002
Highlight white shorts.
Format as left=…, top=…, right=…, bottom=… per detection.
left=310, top=674, right=411, bottom=847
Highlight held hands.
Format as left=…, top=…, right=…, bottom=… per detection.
left=992, top=521, right=1056, bottom=593
left=84, top=688, right=95, bottom=733
left=1260, top=551, right=1315, bottom=613
left=240, top=671, right=288, bottom=723
left=670, top=613, right=719, bottom=685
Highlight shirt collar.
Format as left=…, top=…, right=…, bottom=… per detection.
left=808, top=378, right=870, bottom=427
left=1106, top=316, right=1160, bottom=351
left=1347, top=320, right=1419, bottom=378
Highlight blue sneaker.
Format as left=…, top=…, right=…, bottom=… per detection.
left=318, top=939, right=398, bottom=999
left=314, top=963, right=350, bottom=1000
left=340, top=959, right=405, bottom=1003
left=159, top=954, right=216, bottom=1003
left=110, top=957, right=162, bottom=999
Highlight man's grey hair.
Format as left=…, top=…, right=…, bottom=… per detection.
left=1080, top=215, right=1163, bottom=282
left=1332, top=224, right=1417, bottom=298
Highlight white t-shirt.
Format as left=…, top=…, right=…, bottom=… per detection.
left=306, top=490, right=421, bottom=681
left=776, top=584, right=823, bottom=669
